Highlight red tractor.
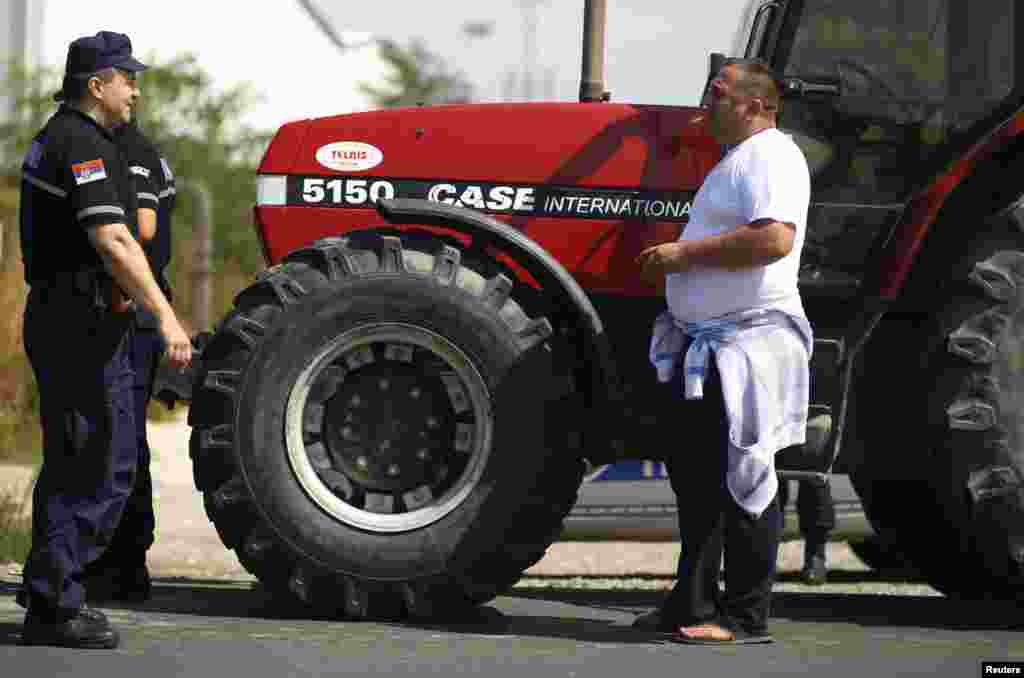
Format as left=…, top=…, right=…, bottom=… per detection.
left=168, top=0, right=1024, bottom=616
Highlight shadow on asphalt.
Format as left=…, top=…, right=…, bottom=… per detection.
left=1, top=573, right=1020, bottom=648
left=0, top=623, right=22, bottom=646
left=511, top=582, right=1024, bottom=632
left=0, top=580, right=665, bottom=647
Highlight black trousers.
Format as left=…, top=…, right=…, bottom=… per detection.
left=21, top=289, right=137, bottom=616
left=778, top=477, right=836, bottom=545
left=661, top=359, right=782, bottom=634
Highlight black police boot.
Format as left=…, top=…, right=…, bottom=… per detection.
left=801, top=538, right=828, bottom=586
left=84, top=552, right=152, bottom=603
left=113, top=563, right=152, bottom=603
left=22, top=605, right=120, bottom=649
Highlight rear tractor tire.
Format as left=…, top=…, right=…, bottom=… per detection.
left=188, top=234, right=584, bottom=619
left=854, top=224, right=1024, bottom=600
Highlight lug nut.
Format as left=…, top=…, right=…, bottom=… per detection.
left=410, top=387, right=422, bottom=400
left=416, top=448, right=430, bottom=461
left=426, top=417, right=439, bottom=430
left=349, top=395, right=362, bottom=408
left=380, top=440, right=392, bottom=451
left=356, top=456, right=369, bottom=470
left=386, top=464, right=401, bottom=477
left=379, top=378, right=390, bottom=391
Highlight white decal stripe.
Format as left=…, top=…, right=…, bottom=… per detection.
left=22, top=172, right=68, bottom=198
left=256, top=175, right=287, bottom=206
left=76, top=205, right=126, bottom=220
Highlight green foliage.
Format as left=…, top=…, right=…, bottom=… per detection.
left=0, top=352, right=40, bottom=466
left=1, top=54, right=273, bottom=282
left=0, top=479, right=33, bottom=565
left=0, top=60, right=61, bottom=165
left=0, top=174, right=38, bottom=465
left=0, top=55, right=273, bottom=448
left=358, top=39, right=473, bottom=108
left=134, top=53, right=273, bottom=278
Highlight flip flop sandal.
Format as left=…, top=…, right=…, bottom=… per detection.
left=671, top=623, right=774, bottom=645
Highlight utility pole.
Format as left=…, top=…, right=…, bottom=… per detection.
left=182, top=179, right=213, bottom=333
left=518, top=0, right=550, bottom=102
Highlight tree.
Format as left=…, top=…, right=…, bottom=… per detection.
left=358, top=39, right=473, bottom=108
left=0, top=60, right=62, bottom=168
left=1, top=55, right=274, bottom=319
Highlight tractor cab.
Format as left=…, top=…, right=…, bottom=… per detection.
left=694, top=0, right=1023, bottom=481
left=737, top=0, right=1021, bottom=299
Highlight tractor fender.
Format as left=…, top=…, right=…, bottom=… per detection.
left=376, top=198, right=623, bottom=452
left=875, top=126, right=1024, bottom=309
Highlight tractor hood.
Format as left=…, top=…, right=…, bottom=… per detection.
left=258, top=102, right=718, bottom=194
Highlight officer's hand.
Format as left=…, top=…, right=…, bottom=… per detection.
left=160, top=316, right=193, bottom=370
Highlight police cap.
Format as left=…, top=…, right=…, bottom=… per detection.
left=64, top=31, right=147, bottom=77
left=54, top=31, right=147, bottom=101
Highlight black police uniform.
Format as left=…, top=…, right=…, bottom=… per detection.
left=18, top=105, right=140, bottom=619
left=84, top=123, right=176, bottom=594
left=778, top=477, right=836, bottom=552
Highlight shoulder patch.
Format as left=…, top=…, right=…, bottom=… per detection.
left=71, top=158, right=108, bottom=185
left=24, top=140, right=44, bottom=169
left=159, top=157, right=174, bottom=181
left=130, top=165, right=152, bottom=179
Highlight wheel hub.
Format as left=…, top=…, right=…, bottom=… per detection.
left=285, top=324, right=493, bottom=533
left=324, top=363, right=455, bottom=493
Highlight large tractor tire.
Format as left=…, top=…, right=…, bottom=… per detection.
left=853, top=219, right=1024, bottom=600
left=187, top=233, right=584, bottom=619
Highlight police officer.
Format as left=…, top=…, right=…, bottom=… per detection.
left=18, top=31, right=191, bottom=649
left=82, top=117, right=176, bottom=603
left=777, top=478, right=836, bottom=585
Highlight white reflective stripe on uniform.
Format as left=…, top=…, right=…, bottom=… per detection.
left=160, top=157, right=174, bottom=181
left=138, top=192, right=159, bottom=204
left=76, top=205, right=126, bottom=220
left=22, top=172, right=68, bottom=198
left=158, top=186, right=177, bottom=199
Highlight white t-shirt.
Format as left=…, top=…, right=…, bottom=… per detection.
left=665, top=128, right=810, bottom=323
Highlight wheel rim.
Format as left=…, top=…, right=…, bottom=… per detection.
left=285, top=322, right=493, bottom=533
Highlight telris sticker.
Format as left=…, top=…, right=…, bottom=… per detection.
left=315, top=142, right=384, bottom=172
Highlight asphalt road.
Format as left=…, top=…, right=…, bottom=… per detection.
left=1, top=576, right=1021, bottom=678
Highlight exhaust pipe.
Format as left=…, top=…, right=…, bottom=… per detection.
left=579, top=0, right=608, bottom=102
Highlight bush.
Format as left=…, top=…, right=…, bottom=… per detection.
left=0, top=480, right=32, bottom=565
left=0, top=357, right=40, bottom=465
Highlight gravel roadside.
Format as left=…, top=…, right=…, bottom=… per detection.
left=2, top=412, right=940, bottom=597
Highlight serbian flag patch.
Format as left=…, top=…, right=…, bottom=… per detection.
left=71, top=158, right=108, bottom=185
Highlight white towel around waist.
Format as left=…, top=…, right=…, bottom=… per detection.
left=648, top=307, right=813, bottom=517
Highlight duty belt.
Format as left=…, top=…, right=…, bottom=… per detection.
left=31, top=271, right=134, bottom=313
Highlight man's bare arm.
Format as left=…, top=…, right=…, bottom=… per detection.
left=137, top=206, right=157, bottom=242
left=679, top=219, right=795, bottom=271
left=87, top=221, right=192, bottom=368
left=636, top=219, right=795, bottom=281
